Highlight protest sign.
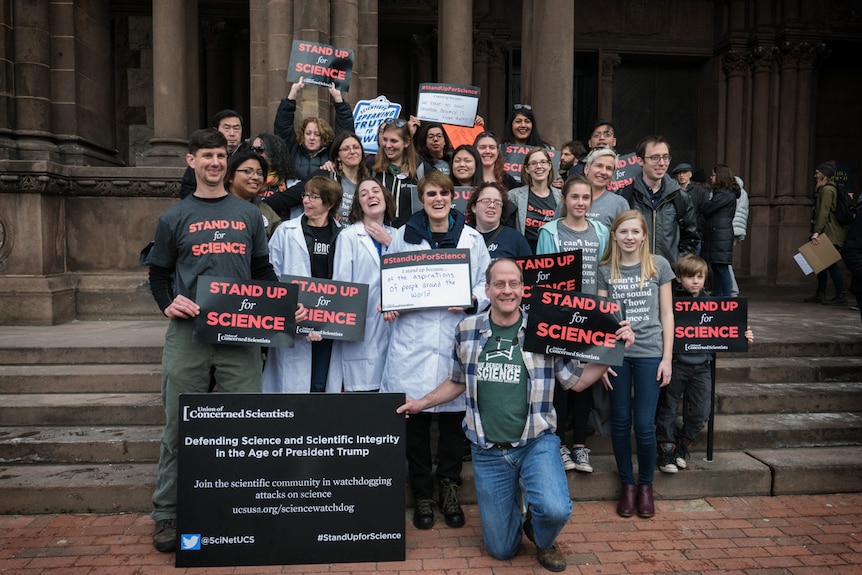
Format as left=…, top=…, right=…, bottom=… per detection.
left=795, top=234, right=842, bottom=275
left=672, top=297, right=748, bottom=353
left=416, top=83, right=480, bottom=128
left=176, top=392, right=405, bottom=568
left=442, top=123, right=486, bottom=149
left=452, top=186, right=474, bottom=215
left=607, top=152, right=642, bottom=192
left=352, top=96, right=402, bottom=154
left=513, top=251, right=582, bottom=312
left=280, top=276, right=368, bottom=342
left=380, top=249, right=473, bottom=312
left=524, top=287, right=625, bottom=364
left=286, top=40, right=354, bottom=91
left=193, top=276, right=298, bottom=347
left=502, top=144, right=559, bottom=183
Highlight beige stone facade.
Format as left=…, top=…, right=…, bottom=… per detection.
left=0, top=0, right=860, bottom=324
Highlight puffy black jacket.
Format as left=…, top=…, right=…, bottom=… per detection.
left=617, top=174, right=701, bottom=263
left=273, top=98, right=355, bottom=179
left=700, top=186, right=739, bottom=265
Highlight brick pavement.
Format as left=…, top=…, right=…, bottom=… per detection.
left=1, top=494, right=861, bottom=574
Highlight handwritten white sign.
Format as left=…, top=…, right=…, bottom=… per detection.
left=380, top=249, right=473, bottom=312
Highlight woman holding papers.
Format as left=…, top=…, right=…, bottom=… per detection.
left=381, top=171, right=490, bottom=532
left=263, top=176, right=343, bottom=394
left=330, top=178, right=396, bottom=391
left=536, top=175, right=610, bottom=475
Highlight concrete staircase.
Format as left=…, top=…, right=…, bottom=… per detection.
left=1, top=297, right=861, bottom=514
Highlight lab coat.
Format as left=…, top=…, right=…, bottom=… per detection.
left=262, top=216, right=340, bottom=393
left=379, top=224, right=491, bottom=412
left=330, top=222, right=395, bottom=391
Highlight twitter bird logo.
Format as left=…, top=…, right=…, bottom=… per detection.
left=181, top=534, right=201, bottom=550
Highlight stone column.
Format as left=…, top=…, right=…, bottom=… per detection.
left=331, top=0, right=360, bottom=109
left=412, top=34, right=434, bottom=88
left=12, top=0, right=57, bottom=160
left=473, top=35, right=491, bottom=122
left=249, top=0, right=269, bottom=134
left=293, top=1, right=331, bottom=121
left=487, top=42, right=507, bottom=134
left=529, top=0, right=573, bottom=148
left=185, top=1, right=200, bottom=134
left=793, top=43, right=821, bottom=198
left=142, top=0, right=189, bottom=163
left=355, top=0, right=378, bottom=103
left=774, top=44, right=798, bottom=197
left=748, top=46, right=775, bottom=201
left=520, top=0, right=534, bottom=105
left=722, top=50, right=747, bottom=174
left=265, top=0, right=294, bottom=132
left=438, top=0, right=472, bottom=85
left=599, top=53, right=621, bottom=120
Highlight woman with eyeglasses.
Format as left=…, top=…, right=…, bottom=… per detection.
left=503, top=104, right=548, bottom=148
left=536, top=174, right=610, bottom=475
left=509, top=147, right=562, bottom=253
left=371, top=118, right=434, bottom=228
left=330, top=178, right=396, bottom=392
left=263, top=176, right=343, bottom=394
left=382, top=171, right=491, bottom=531
left=465, top=182, right=531, bottom=259
left=415, top=122, right=454, bottom=176
left=252, top=132, right=304, bottom=219
left=274, top=77, right=356, bottom=179
left=473, top=132, right=519, bottom=191
left=314, top=132, right=370, bottom=223
left=224, top=150, right=281, bottom=240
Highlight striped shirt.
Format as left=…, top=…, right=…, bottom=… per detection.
left=449, top=311, right=585, bottom=449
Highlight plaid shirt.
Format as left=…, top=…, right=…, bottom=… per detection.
left=449, top=310, right=584, bottom=450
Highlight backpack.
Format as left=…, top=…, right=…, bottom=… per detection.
left=834, top=184, right=855, bottom=226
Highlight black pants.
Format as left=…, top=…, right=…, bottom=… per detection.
left=405, top=411, right=465, bottom=500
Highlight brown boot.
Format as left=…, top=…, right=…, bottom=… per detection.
left=617, top=484, right=636, bottom=517
left=637, top=485, right=655, bottom=518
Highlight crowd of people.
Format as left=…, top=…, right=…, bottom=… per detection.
left=147, top=83, right=857, bottom=571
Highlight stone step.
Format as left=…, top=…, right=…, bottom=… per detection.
left=716, top=356, right=862, bottom=383
left=716, top=382, right=862, bottom=414
left=0, top=426, right=162, bottom=463
left=728, top=340, right=862, bottom=359
left=3, top=447, right=861, bottom=515
left=711, top=412, right=862, bottom=450
left=0, top=364, right=161, bottom=394
left=0, top=393, right=164, bottom=426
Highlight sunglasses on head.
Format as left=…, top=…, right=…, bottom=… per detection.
left=251, top=145, right=265, bottom=154
left=382, top=118, right=408, bottom=128
left=513, top=104, right=532, bottom=111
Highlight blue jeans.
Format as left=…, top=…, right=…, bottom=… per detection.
left=710, top=263, right=733, bottom=297
left=608, top=356, right=662, bottom=486
left=470, top=433, right=571, bottom=559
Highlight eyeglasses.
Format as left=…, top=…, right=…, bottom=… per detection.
left=382, top=118, right=407, bottom=128
left=491, top=280, right=523, bottom=290
left=236, top=168, right=264, bottom=178
left=251, top=145, right=265, bottom=154
left=477, top=198, right=503, bottom=208
left=427, top=133, right=445, bottom=140
left=527, top=160, right=550, bottom=168
left=513, top=104, right=532, bottom=111
left=591, top=130, right=614, bottom=138
left=339, top=144, right=362, bottom=153
left=424, top=190, right=452, bottom=198
left=643, top=154, right=672, bottom=164
left=301, top=192, right=322, bottom=201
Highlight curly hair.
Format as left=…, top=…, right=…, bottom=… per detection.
left=464, top=181, right=512, bottom=227
left=251, top=132, right=299, bottom=181
left=296, top=117, right=335, bottom=150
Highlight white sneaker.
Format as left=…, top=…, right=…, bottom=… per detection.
left=571, top=446, right=593, bottom=473
left=560, top=446, right=576, bottom=471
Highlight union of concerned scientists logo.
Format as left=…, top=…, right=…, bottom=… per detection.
left=181, top=534, right=201, bottom=550
left=181, top=405, right=295, bottom=422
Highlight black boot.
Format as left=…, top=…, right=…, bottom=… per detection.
left=439, top=478, right=465, bottom=528
left=413, top=498, right=435, bottom=529
left=804, top=291, right=826, bottom=303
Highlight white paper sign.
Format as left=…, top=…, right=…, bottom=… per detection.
left=416, top=83, right=480, bottom=128
left=380, top=249, right=473, bottom=312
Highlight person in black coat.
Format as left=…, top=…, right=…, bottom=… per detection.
left=840, top=197, right=862, bottom=321
left=701, top=164, right=740, bottom=296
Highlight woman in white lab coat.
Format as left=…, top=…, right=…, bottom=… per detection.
left=330, top=178, right=396, bottom=392
left=381, top=171, right=490, bottom=530
left=262, top=176, right=342, bottom=394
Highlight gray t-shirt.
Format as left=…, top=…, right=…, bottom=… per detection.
left=148, top=194, right=270, bottom=300
left=556, top=222, right=600, bottom=295
left=337, top=178, right=357, bottom=222
left=597, top=255, right=674, bottom=358
left=588, top=191, right=629, bottom=228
